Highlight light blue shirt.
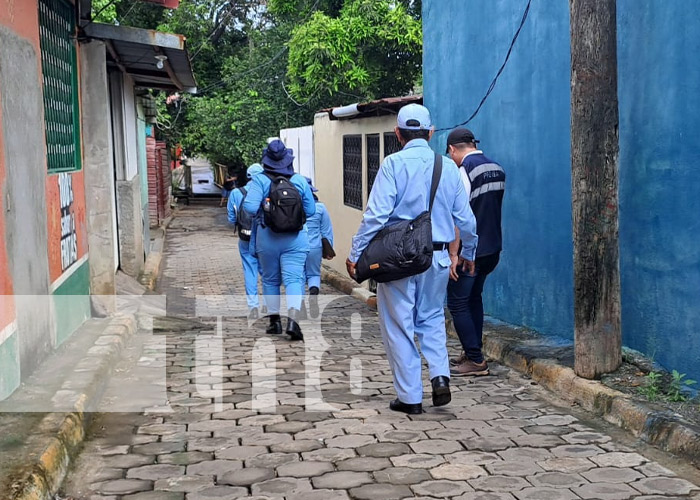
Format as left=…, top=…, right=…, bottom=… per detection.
left=306, top=201, right=334, bottom=249
left=227, top=187, right=245, bottom=225
left=242, top=172, right=316, bottom=222
left=349, top=138, right=478, bottom=262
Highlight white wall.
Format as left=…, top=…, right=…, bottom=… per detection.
left=313, top=112, right=397, bottom=281
left=280, top=125, right=314, bottom=183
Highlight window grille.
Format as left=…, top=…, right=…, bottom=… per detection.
left=366, top=134, right=380, bottom=197
left=383, top=132, right=401, bottom=158
left=39, top=0, right=81, bottom=172
left=343, top=135, right=363, bottom=210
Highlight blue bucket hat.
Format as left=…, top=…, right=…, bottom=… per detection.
left=262, top=139, right=295, bottom=175
left=246, top=163, right=264, bottom=179
left=305, top=176, right=318, bottom=192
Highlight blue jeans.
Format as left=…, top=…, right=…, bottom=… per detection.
left=446, top=252, right=500, bottom=363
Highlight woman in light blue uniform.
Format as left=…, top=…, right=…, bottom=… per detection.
left=227, top=163, right=265, bottom=319
left=242, top=140, right=315, bottom=341
left=303, top=177, right=334, bottom=318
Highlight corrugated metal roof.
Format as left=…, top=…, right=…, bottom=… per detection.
left=83, top=23, right=197, bottom=93
left=324, top=94, right=423, bottom=121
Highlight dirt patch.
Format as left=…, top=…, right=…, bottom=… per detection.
left=600, top=351, right=700, bottom=428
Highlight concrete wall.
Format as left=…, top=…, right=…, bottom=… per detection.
left=423, top=0, right=700, bottom=379
left=0, top=21, right=55, bottom=381
left=313, top=112, right=397, bottom=279
left=80, top=40, right=118, bottom=296
left=111, top=71, right=146, bottom=277
left=0, top=0, right=91, bottom=397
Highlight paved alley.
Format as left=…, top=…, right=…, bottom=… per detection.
left=61, top=203, right=700, bottom=500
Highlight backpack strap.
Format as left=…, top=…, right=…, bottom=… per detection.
left=240, top=187, right=247, bottom=196
left=428, top=153, right=443, bottom=212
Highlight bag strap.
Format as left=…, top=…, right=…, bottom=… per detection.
left=428, top=153, right=443, bottom=212
left=240, top=186, right=247, bottom=197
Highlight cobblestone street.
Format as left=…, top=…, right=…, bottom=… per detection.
left=61, top=203, right=700, bottom=500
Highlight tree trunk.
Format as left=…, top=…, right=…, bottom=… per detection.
left=570, top=0, right=622, bottom=379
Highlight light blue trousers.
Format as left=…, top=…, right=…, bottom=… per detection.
left=305, top=246, right=323, bottom=290
left=376, top=250, right=451, bottom=404
left=256, top=227, right=309, bottom=313
left=239, top=239, right=262, bottom=309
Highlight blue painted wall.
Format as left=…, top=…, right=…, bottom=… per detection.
left=617, top=0, right=700, bottom=376
left=424, top=0, right=700, bottom=380
left=424, top=0, right=574, bottom=339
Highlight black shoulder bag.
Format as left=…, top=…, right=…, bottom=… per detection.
left=355, top=154, right=442, bottom=284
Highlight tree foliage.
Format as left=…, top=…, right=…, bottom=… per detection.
left=285, top=0, right=422, bottom=100
left=94, top=0, right=422, bottom=167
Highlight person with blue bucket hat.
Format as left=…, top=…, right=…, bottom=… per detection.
left=228, top=163, right=265, bottom=319
left=243, top=139, right=316, bottom=341
left=302, top=177, right=334, bottom=318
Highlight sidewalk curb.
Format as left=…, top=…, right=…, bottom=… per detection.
left=320, top=267, right=700, bottom=466
left=451, top=321, right=700, bottom=466
left=321, top=265, right=377, bottom=310
left=139, top=215, right=173, bottom=291
left=7, top=314, right=138, bottom=500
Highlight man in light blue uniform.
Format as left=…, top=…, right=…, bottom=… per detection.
left=303, top=177, right=334, bottom=318
left=347, top=104, right=478, bottom=414
left=228, top=163, right=265, bottom=319
left=243, top=140, right=316, bottom=341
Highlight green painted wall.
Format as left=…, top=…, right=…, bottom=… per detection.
left=0, top=331, right=19, bottom=400
left=53, top=259, right=90, bottom=346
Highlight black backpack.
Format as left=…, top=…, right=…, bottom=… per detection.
left=235, top=187, right=254, bottom=242
left=263, top=173, right=306, bottom=233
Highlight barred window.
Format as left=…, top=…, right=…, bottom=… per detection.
left=343, top=135, right=363, bottom=210
left=383, top=131, right=402, bottom=158
left=366, top=134, right=380, bottom=197
left=39, top=0, right=81, bottom=173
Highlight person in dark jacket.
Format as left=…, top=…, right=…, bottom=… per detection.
left=446, top=128, right=505, bottom=377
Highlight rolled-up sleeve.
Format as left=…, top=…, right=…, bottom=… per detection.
left=349, top=160, right=397, bottom=262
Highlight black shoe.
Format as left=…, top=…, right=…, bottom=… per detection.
left=309, top=288, right=320, bottom=318
left=266, top=314, right=282, bottom=335
left=248, top=307, right=259, bottom=320
left=389, top=399, right=423, bottom=415
left=299, top=301, right=308, bottom=321
left=286, top=309, right=304, bottom=341
left=431, top=376, right=451, bottom=407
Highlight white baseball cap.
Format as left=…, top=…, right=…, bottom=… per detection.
left=397, top=103, right=432, bottom=130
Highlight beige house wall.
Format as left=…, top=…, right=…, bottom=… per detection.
left=313, top=112, right=398, bottom=281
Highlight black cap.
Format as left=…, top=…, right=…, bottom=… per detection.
left=446, top=128, right=479, bottom=153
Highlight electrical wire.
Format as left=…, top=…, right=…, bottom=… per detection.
left=83, top=0, right=120, bottom=28
left=190, top=3, right=238, bottom=61
left=435, top=0, right=532, bottom=132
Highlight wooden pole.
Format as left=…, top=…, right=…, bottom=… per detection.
left=570, top=0, right=622, bottom=379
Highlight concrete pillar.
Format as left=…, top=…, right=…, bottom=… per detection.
left=116, top=176, right=145, bottom=278
left=79, top=40, right=117, bottom=296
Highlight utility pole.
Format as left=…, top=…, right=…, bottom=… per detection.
left=570, top=0, right=622, bottom=379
